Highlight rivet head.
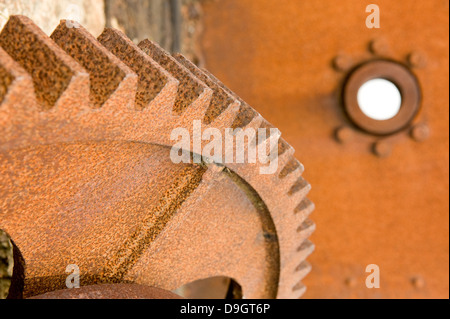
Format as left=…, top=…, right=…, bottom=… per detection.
left=373, top=141, right=392, bottom=157
left=333, top=55, right=353, bottom=72
left=335, top=126, right=354, bottom=143
left=369, top=39, right=390, bottom=56
left=411, top=123, right=430, bottom=142
left=345, top=277, right=357, bottom=287
left=411, top=276, right=425, bottom=289
left=408, top=52, right=427, bottom=68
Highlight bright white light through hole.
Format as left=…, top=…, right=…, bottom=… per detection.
left=357, top=78, right=402, bottom=121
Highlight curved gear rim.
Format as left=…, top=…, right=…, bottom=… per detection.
left=0, top=15, right=315, bottom=299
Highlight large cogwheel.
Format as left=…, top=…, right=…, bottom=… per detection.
left=0, top=16, right=315, bottom=299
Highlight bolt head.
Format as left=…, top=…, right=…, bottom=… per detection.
left=411, top=276, right=426, bottom=289
left=411, top=123, right=430, bottom=142
left=369, top=39, right=390, bottom=56
left=335, top=126, right=353, bottom=143
left=333, top=55, right=353, bottom=72
left=408, top=52, right=427, bottom=68
left=373, top=141, right=392, bottom=157
left=345, top=277, right=357, bottom=287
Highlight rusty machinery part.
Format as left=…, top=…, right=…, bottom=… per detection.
left=0, top=16, right=314, bottom=299
left=342, top=60, right=421, bottom=136
left=331, top=38, right=429, bottom=158
left=198, top=0, right=449, bottom=299
left=30, top=284, right=183, bottom=299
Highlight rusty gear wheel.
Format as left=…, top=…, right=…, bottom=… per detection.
left=0, top=16, right=314, bottom=299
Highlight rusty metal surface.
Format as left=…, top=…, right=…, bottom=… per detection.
left=200, top=0, right=449, bottom=298
left=0, top=15, right=314, bottom=299
left=30, top=284, right=182, bottom=299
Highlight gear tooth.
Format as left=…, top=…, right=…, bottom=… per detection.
left=181, top=67, right=294, bottom=169
left=0, top=59, right=15, bottom=106
left=292, top=262, right=310, bottom=298
left=0, top=47, right=34, bottom=106
left=276, top=139, right=290, bottom=158
left=233, top=105, right=258, bottom=129
left=294, top=198, right=315, bottom=223
left=173, top=53, right=238, bottom=125
left=256, top=120, right=273, bottom=144
left=278, top=165, right=303, bottom=192
left=279, top=158, right=304, bottom=179
left=295, top=261, right=312, bottom=279
left=98, top=28, right=179, bottom=111
left=138, top=39, right=211, bottom=115
left=288, top=176, right=311, bottom=199
left=200, top=67, right=259, bottom=129
left=0, top=15, right=89, bottom=110
left=0, top=47, right=37, bottom=142
left=268, top=142, right=292, bottom=178
left=292, top=282, right=307, bottom=297
left=51, top=21, right=137, bottom=109
left=297, top=239, right=315, bottom=259
left=251, top=120, right=290, bottom=167
left=255, top=122, right=291, bottom=162
left=297, top=218, right=316, bottom=238
left=207, top=99, right=241, bottom=129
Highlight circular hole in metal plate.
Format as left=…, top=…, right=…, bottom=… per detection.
left=343, top=60, right=421, bottom=135
left=357, top=78, right=402, bottom=121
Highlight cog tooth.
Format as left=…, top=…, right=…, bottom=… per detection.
left=201, top=70, right=295, bottom=172
left=280, top=238, right=312, bottom=299
left=288, top=176, right=312, bottom=200
left=199, top=68, right=296, bottom=172
left=292, top=282, right=307, bottom=297
left=256, top=120, right=274, bottom=145
left=221, top=94, right=258, bottom=130
left=239, top=113, right=264, bottom=133
left=292, top=259, right=311, bottom=298
left=295, top=261, right=312, bottom=280
left=297, top=239, right=315, bottom=261
left=297, top=218, right=316, bottom=239
left=277, top=139, right=290, bottom=157
left=277, top=161, right=304, bottom=189
left=200, top=67, right=259, bottom=129
left=173, top=53, right=239, bottom=125
left=271, top=140, right=294, bottom=175
left=0, top=47, right=34, bottom=107
left=98, top=28, right=179, bottom=111
left=196, top=69, right=292, bottom=165
left=138, top=39, right=212, bottom=116
left=207, top=99, right=241, bottom=129
left=280, top=175, right=311, bottom=212
left=279, top=158, right=304, bottom=179
left=0, top=15, right=89, bottom=110
left=294, top=198, right=315, bottom=225
left=253, top=120, right=286, bottom=158
left=0, top=57, right=15, bottom=107
left=233, top=105, right=258, bottom=129
left=51, top=21, right=138, bottom=109
left=0, top=47, right=37, bottom=146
